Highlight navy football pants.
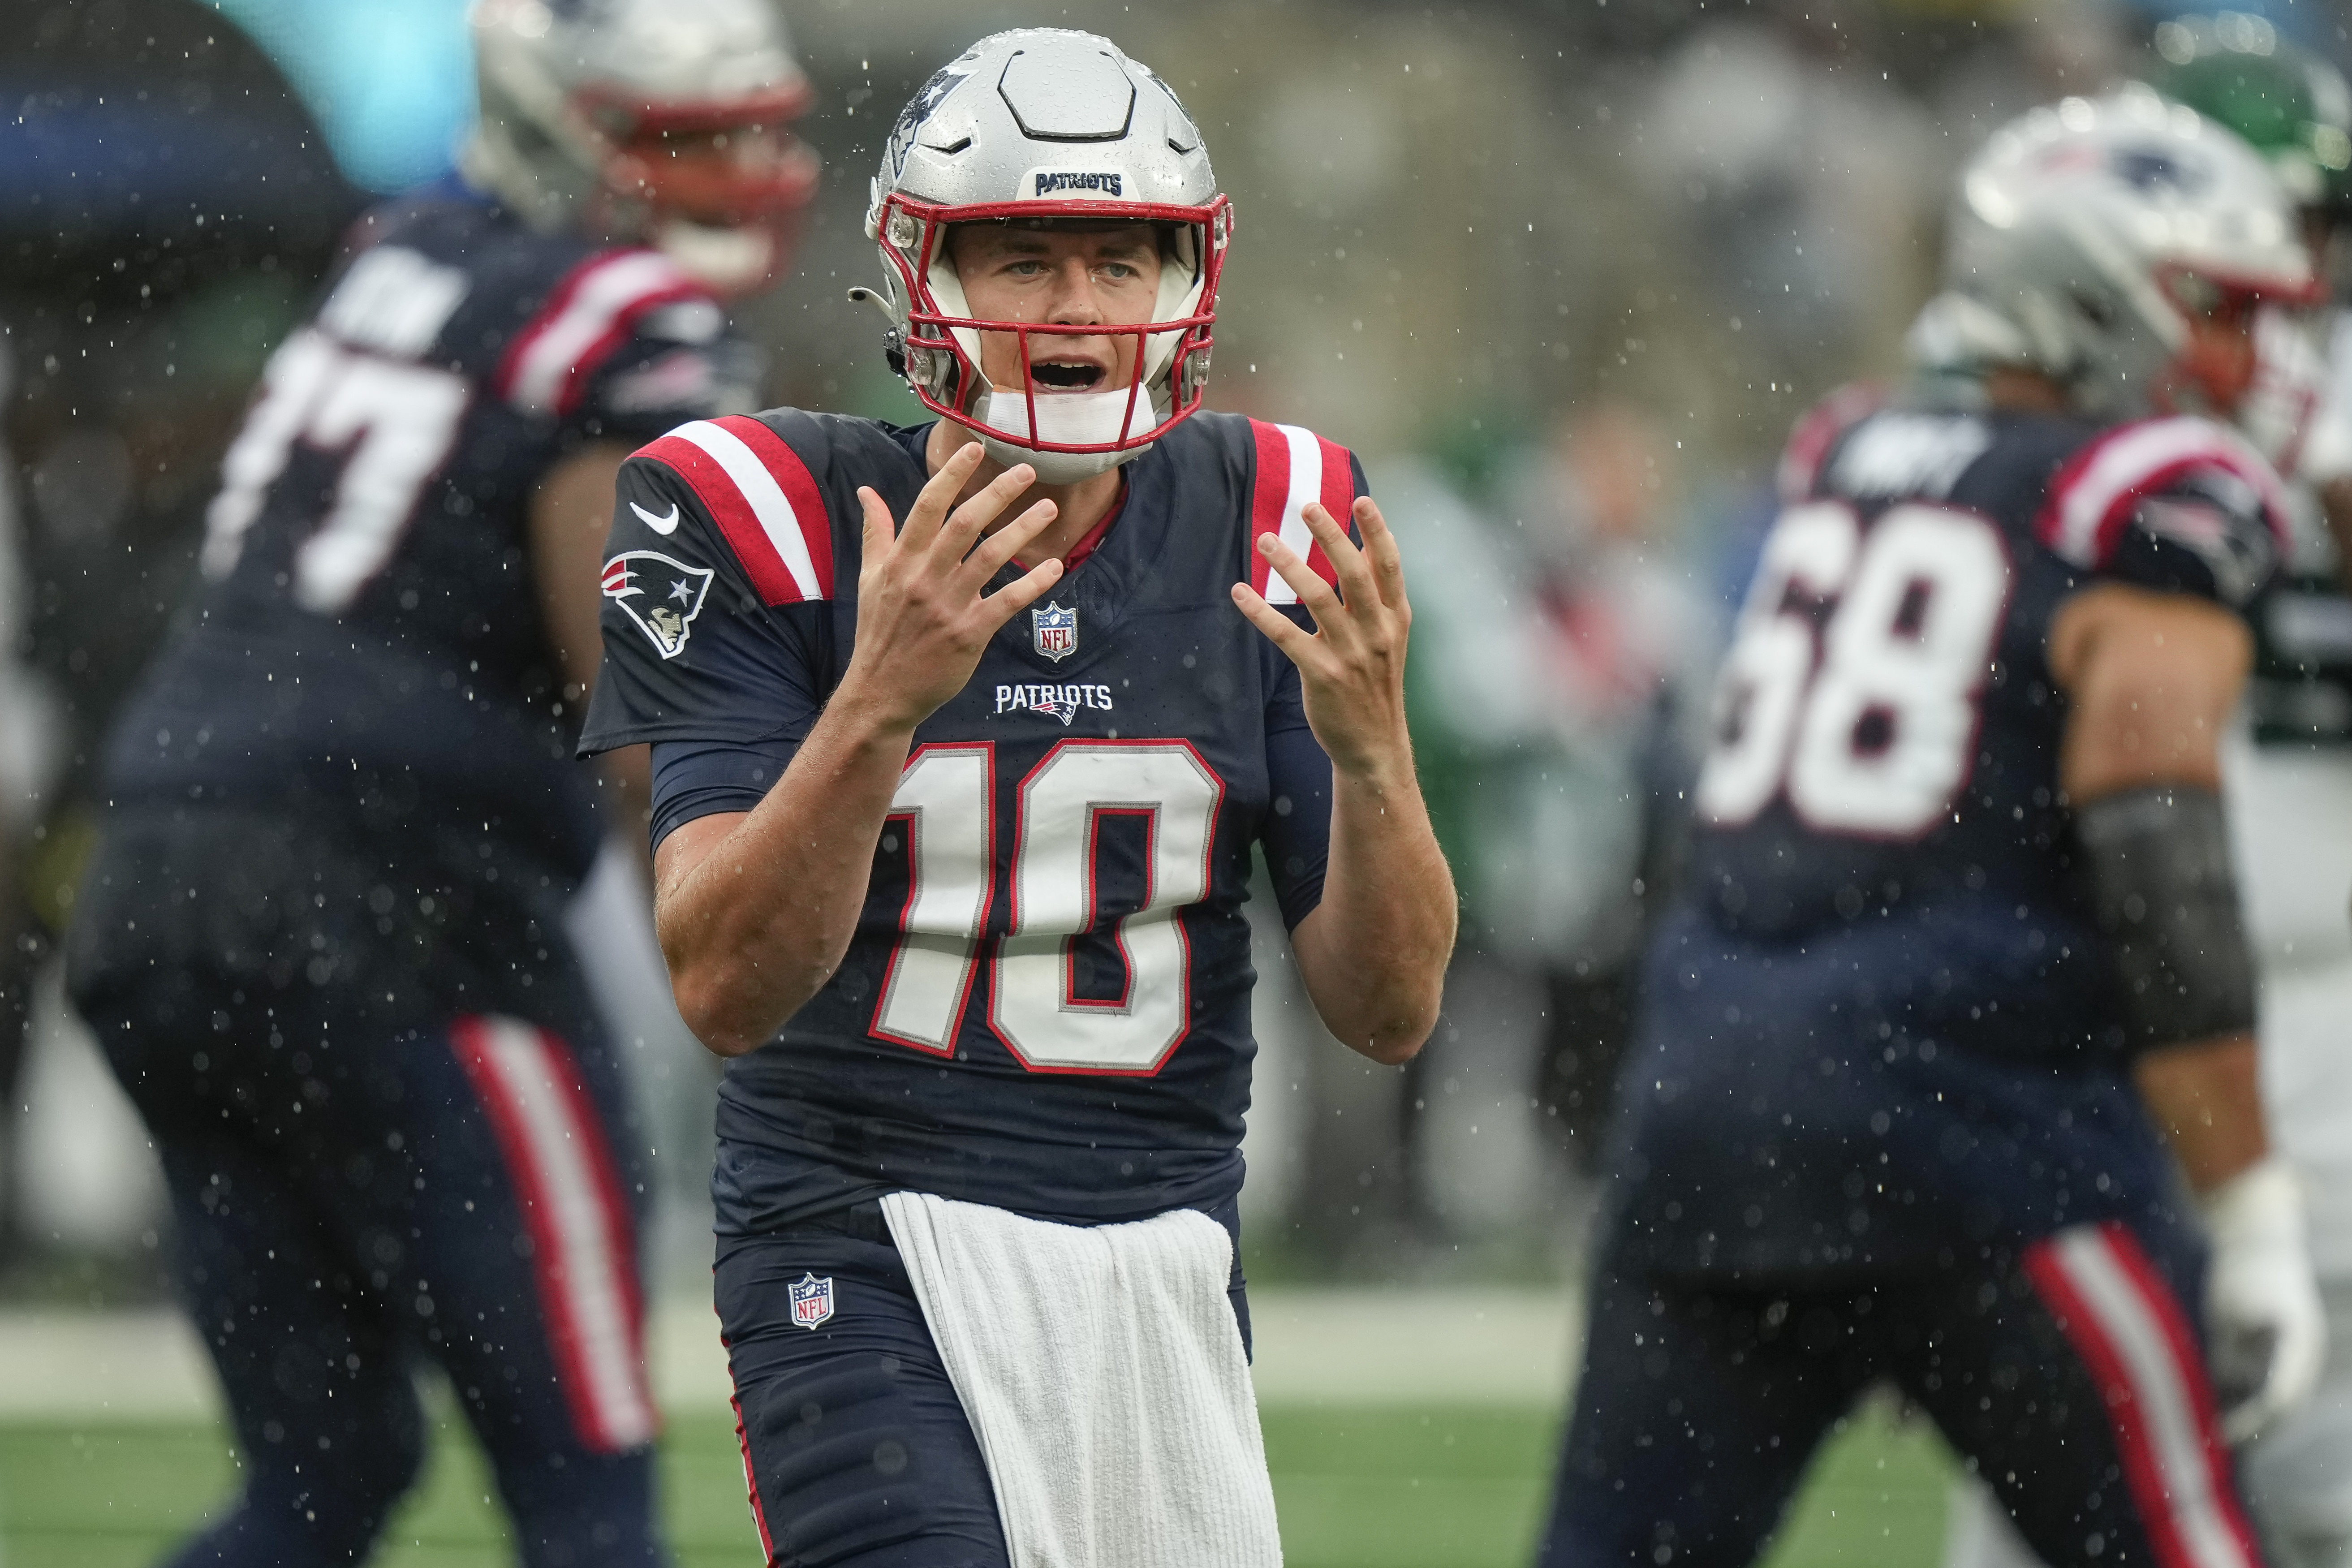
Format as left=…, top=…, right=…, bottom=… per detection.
left=715, top=1200, right=1252, bottom=1568
left=70, top=815, right=666, bottom=1567
left=1539, top=1219, right=2267, bottom=1568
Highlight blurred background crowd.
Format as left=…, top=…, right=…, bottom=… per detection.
left=0, top=0, right=2335, bottom=1299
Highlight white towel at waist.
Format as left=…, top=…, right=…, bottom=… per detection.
left=879, top=1190, right=1283, bottom=1568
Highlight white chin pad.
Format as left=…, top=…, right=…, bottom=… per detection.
left=656, top=218, right=774, bottom=296
left=971, top=388, right=1158, bottom=482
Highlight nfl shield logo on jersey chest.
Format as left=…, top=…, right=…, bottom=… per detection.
left=788, top=1272, right=835, bottom=1330
left=1031, top=601, right=1078, bottom=662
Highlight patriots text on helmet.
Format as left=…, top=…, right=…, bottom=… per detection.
left=861, top=29, right=1228, bottom=482
left=1031, top=171, right=1124, bottom=198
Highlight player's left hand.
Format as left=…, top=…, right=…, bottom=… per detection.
left=2203, top=1156, right=2327, bottom=1444
left=1231, top=497, right=1412, bottom=782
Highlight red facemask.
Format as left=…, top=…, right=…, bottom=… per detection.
left=576, top=82, right=820, bottom=297
left=874, top=190, right=1232, bottom=462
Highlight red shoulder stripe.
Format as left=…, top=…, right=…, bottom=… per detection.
left=1247, top=418, right=1349, bottom=606
left=634, top=417, right=833, bottom=605
left=2036, top=416, right=2290, bottom=569
left=496, top=249, right=706, bottom=419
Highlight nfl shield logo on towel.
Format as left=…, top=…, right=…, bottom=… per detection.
left=788, top=1273, right=835, bottom=1330
left=1031, top=601, right=1078, bottom=662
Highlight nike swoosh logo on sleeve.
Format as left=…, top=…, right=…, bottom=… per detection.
left=630, top=501, right=681, bottom=535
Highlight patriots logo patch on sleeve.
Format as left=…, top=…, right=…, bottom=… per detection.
left=602, top=550, right=715, bottom=658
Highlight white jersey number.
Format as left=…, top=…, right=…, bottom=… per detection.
left=871, top=741, right=1225, bottom=1074
left=1696, top=501, right=2011, bottom=837
left=201, top=327, right=468, bottom=613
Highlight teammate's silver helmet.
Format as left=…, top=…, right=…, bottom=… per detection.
left=465, top=0, right=819, bottom=297
left=1909, top=85, right=2319, bottom=419
left=861, top=29, right=1230, bottom=482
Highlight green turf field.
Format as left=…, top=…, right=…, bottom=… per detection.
left=0, top=1403, right=1954, bottom=1567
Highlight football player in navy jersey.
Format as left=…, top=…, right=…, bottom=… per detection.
left=61, top=2, right=815, bottom=1564
left=579, top=29, right=1453, bottom=1565
left=1538, top=89, right=2328, bottom=1568
left=1944, top=30, right=2352, bottom=1568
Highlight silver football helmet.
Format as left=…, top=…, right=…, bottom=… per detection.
left=1908, top=85, right=2319, bottom=419
left=465, top=0, right=819, bottom=297
left=857, top=29, right=1229, bottom=482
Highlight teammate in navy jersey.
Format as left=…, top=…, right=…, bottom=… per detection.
left=1943, top=31, right=2352, bottom=1568
left=1539, top=90, right=2328, bottom=1568
left=61, top=3, right=815, bottom=1564
left=580, top=30, right=1453, bottom=1565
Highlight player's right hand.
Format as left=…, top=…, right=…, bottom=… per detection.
left=2203, top=1155, right=2326, bottom=1444
left=840, top=444, right=1064, bottom=730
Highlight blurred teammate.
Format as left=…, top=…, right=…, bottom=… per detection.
left=1947, top=22, right=2352, bottom=1568
left=579, top=29, right=1452, bottom=1564
left=61, top=1, right=814, bottom=1562
left=1540, top=88, right=2324, bottom=1567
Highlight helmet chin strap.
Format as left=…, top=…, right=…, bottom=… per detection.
left=655, top=217, right=776, bottom=297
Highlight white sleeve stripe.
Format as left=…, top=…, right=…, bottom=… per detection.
left=669, top=419, right=824, bottom=601
left=508, top=252, right=689, bottom=418
left=2050, top=418, right=2270, bottom=565
left=1266, top=423, right=1323, bottom=607
left=2050, top=1227, right=2254, bottom=1568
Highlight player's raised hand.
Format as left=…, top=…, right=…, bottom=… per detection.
left=1231, top=496, right=1414, bottom=782
left=843, top=444, right=1064, bottom=729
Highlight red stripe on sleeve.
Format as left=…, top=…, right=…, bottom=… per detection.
left=552, top=283, right=705, bottom=419
left=1309, top=432, right=1356, bottom=587
left=2036, top=418, right=2293, bottom=569
left=1247, top=418, right=1291, bottom=599
left=492, top=258, right=598, bottom=407
left=633, top=433, right=800, bottom=605
left=713, top=415, right=836, bottom=599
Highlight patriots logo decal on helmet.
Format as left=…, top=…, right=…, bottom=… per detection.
left=2113, top=147, right=2200, bottom=194
left=602, top=550, right=715, bottom=658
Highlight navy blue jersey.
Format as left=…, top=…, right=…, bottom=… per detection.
left=578, top=410, right=1356, bottom=1231
left=1607, top=396, right=2288, bottom=1278
left=100, top=187, right=756, bottom=876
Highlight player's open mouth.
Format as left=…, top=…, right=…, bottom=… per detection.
left=1029, top=359, right=1108, bottom=391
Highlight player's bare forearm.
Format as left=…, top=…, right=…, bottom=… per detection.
left=1292, top=756, right=1455, bottom=1063
left=652, top=448, right=1063, bottom=1056
left=2054, top=584, right=2272, bottom=1191
left=2134, top=1032, right=2268, bottom=1194
left=599, top=744, right=655, bottom=875
left=1232, top=491, right=1456, bottom=1062
left=654, top=685, right=917, bottom=1055
left=531, top=441, right=637, bottom=700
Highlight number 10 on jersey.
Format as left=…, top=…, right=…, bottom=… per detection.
left=869, top=741, right=1225, bottom=1075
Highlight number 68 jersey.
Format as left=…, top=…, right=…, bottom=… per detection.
left=1613, top=396, right=2289, bottom=1275
left=1693, top=396, right=2287, bottom=1042
left=578, top=410, right=1357, bottom=1232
